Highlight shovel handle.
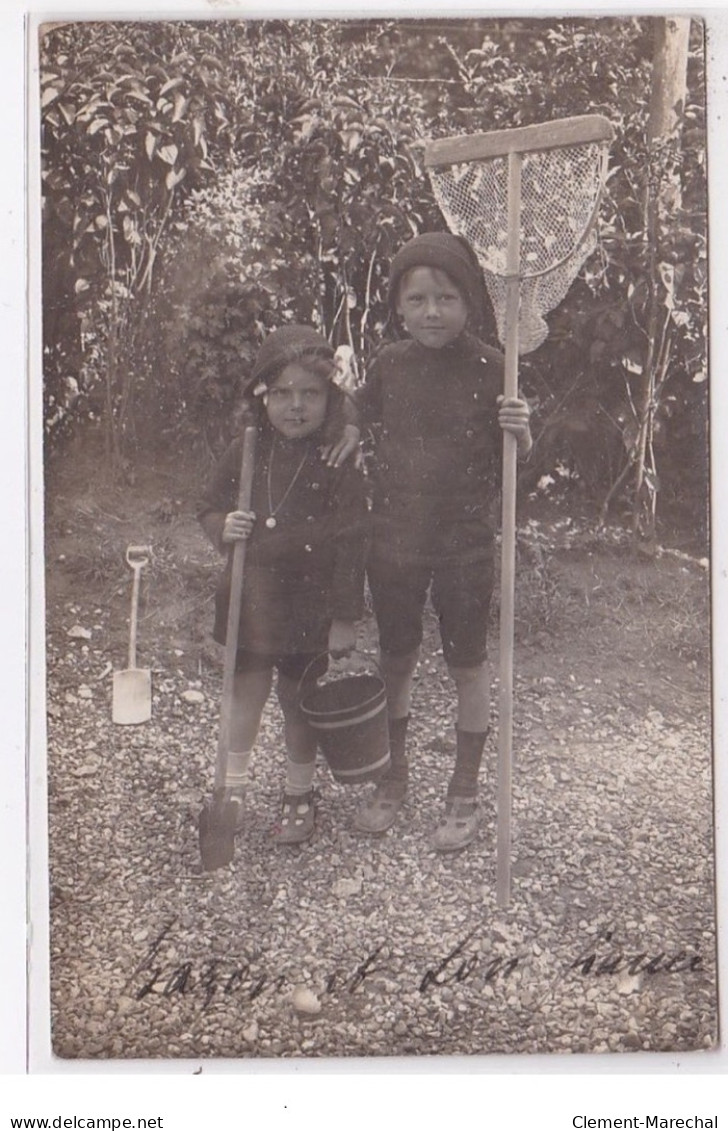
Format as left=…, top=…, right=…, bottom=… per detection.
left=125, top=546, right=150, bottom=669
left=215, top=425, right=257, bottom=788
left=128, top=563, right=141, bottom=669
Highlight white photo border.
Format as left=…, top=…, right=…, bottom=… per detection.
left=5, top=0, right=726, bottom=1111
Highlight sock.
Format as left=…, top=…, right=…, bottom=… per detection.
left=447, top=728, right=489, bottom=800
left=285, top=758, right=316, bottom=797
left=225, top=750, right=252, bottom=793
left=383, top=715, right=409, bottom=785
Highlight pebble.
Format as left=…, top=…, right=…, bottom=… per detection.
left=71, top=763, right=99, bottom=778
left=332, top=877, right=362, bottom=898
left=617, top=973, right=641, bottom=996
left=182, top=689, right=206, bottom=704
left=291, top=986, right=322, bottom=1015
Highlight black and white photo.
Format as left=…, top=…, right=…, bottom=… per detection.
left=32, top=13, right=718, bottom=1069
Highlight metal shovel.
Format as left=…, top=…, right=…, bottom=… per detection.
left=112, top=545, right=152, bottom=725
left=199, top=426, right=257, bottom=871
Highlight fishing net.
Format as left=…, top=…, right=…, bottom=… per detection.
left=427, top=140, right=610, bottom=354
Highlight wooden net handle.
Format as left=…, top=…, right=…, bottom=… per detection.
left=496, top=150, right=522, bottom=909
left=424, top=114, right=614, bottom=168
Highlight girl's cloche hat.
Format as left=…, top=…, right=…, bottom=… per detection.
left=247, top=325, right=336, bottom=397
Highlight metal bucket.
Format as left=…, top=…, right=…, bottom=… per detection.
left=300, top=657, right=390, bottom=785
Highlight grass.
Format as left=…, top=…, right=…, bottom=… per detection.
left=507, top=518, right=710, bottom=669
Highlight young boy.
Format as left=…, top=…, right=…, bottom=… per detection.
left=198, top=326, right=369, bottom=845
left=354, top=232, right=532, bottom=851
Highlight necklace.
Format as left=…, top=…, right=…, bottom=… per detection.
left=265, top=439, right=309, bottom=529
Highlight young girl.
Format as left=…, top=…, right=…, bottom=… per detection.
left=353, top=232, right=532, bottom=851
left=198, top=325, right=369, bottom=845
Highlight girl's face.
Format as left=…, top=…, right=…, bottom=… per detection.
left=396, top=266, right=469, bottom=349
left=265, top=362, right=329, bottom=440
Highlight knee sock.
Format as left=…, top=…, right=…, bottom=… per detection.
left=226, top=750, right=252, bottom=793
left=447, top=728, right=489, bottom=800
left=284, top=758, right=316, bottom=797
left=383, top=715, right=409, bottom=785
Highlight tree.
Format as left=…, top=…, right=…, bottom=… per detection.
left=629, top=17, right=694, bottom=544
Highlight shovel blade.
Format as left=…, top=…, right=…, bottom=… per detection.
left=199, top=792, right=239, bottom=871
left=112, top=669, right=152, bottom=725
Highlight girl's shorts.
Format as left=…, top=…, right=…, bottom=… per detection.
left=367, top=552, right=494, bottom=668
left=234, top=650, right=328, bottom=684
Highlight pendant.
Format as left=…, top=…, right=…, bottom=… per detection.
left=265, top=516, right=277, bottom=529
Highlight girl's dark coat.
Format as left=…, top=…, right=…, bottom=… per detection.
left=198, top=421, right=370, bottom=657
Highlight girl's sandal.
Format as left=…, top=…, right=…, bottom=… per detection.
left=274, top=791, right=315, bottom=845
left=432, top=797, right=479, bottom=852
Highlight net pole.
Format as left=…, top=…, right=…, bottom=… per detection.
left=496, top=149, right=522, bottom=909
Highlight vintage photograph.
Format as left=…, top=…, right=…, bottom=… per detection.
left=37, top=15, right=717, bottom=1061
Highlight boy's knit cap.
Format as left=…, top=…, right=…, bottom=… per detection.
left=249, top=325, right=335, bottom=389
left=388, top=231, right=487, bottom=317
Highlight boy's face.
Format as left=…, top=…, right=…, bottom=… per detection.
left=395, top=266, right=469, bottom=349
left=265, top=363, right=329, bottom=440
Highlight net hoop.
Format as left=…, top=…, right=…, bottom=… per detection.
left=427, top=135, right=611, bottom=354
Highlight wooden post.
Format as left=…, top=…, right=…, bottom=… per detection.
left=632, top=18, right=690, bottom=543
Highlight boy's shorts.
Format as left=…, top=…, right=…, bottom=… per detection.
left=367, top=552, right=494, bottom=668
left=234, top=650, right=328, bottom=684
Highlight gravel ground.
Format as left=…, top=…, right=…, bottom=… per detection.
left=44, top=531, right=718, bottom=1062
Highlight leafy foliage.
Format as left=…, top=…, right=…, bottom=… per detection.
left=40, top=20, right=263, bottom=461
left=40, top=17, right=708, bottom=541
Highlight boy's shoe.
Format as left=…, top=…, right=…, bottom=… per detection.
left=274, top=791, right=315, bottom=845
left=354, top=779, right=407, bottom=835
left=432, top=796, right=479, bottom=852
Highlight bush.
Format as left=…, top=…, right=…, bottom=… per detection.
left=41, top=17, right=708, bottom=541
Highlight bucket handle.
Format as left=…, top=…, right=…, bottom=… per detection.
left=297, top=650, right=385, bottom=702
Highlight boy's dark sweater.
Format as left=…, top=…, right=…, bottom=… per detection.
left=358, top=332, right=504, bottom=566
left=198, top=425, right=369, bottom=655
